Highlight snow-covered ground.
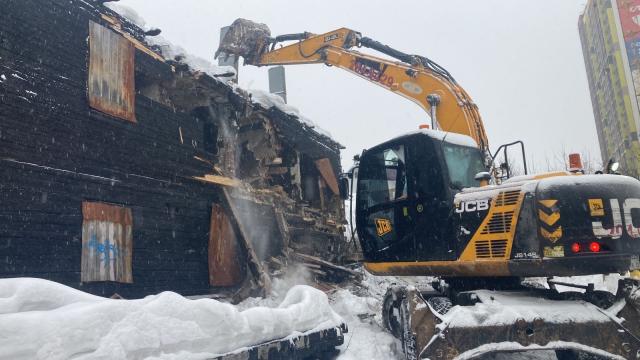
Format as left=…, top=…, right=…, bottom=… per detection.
left=0, top=272, right=629, bottom=360
left=328, top=272, right=560, bottom=360
left=329, top=271, right=625, bottom=360
left=0, top=278, right=342, bottom=360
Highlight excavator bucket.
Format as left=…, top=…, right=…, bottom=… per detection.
left=384, top=279, right=640, bottom=359
left=215, top=18, right=271, bottom=64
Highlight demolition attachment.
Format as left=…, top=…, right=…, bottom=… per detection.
left=215, top=18, right=272, bottom=64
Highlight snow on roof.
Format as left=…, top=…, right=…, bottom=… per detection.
left=104, top=3, right=147, bottom=29
left=390, top=128, right=478, bottom=148
left=145, top=35, right=238, bottom=78
left=246, top=89, right=334, bottom=139
left=0, top=278, right=343, bottom=359
left=103, top=4, right=336, bottom=144
left=536, top=173, right=640, bottom=190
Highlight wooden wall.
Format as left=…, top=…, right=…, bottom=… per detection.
left=0, top=0, right=227, bottom=297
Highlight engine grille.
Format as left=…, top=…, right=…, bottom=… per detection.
left=476, top=239, right=509, bottom=258
left=494, top=190, right=521, bottom=206
left=481, top=211, right=515, bottom=234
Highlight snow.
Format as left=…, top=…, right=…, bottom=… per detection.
left=329, top=272, right=564, bottom=360
left=0, top=278, right=343, bottom=360
left=103, top=3, right=335, bottom=142
left=247, top=88, right=301, bottom=117
left=536, top=173, right=640, bottom=191
left=456, top=341, right=625, bottom=360
left=438, top=290, right=612, bottom=329
left=526, top=274, right=622, bottom=294
left=145, top=35, right=237, bottom=78
left=104, top=3, right=146, bottom=29
left=456, top=182, right=524, bottom=203
left=390, top=128, right=478, bottom=148
left=331, top=289, right=400, bottom=360
left=237, top=268, right=405, bottom=360
left=102, top=2, right=235, bottom=79
left=5, top=272, right=628, bottom=360
left=503, top=171, right=570, bottom=184
left=245, top=88, right=334, bottom=139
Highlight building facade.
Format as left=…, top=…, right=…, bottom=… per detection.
left=579, top=0, right=640, bottom=178
left=0, top=0, right=351, bottom=299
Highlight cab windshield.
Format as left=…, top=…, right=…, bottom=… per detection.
left=442, top=143, right=487, bottom=190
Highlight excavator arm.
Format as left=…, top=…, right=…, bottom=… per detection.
left=216, top=19, right=489, bottom=153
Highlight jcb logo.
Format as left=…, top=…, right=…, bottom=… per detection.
left=324, top=33, right=339, bottom=42
left=375, top=218, right=392, bottom=237
left=455, top=199, right=489, bottom=214
left=592, top=198, right=640, bottom=238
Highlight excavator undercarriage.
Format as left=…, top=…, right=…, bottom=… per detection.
left=382, top=278, right=640, bottom=360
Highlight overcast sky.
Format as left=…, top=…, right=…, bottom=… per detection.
left=118, top=0, right=595, bottom=172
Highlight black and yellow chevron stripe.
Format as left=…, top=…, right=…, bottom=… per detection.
left=539, top=199, right=562, bottom=242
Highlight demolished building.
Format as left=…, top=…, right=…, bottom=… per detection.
left=0, top=0, right=358, bottom=299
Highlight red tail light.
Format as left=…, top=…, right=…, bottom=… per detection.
left=589, top=242, right=601, bottom=253
left=571, top=243, right=581, bottom=253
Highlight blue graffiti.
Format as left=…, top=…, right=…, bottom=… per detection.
left=87, top=234, right=125, bottom=264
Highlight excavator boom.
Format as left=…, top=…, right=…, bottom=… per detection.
left=216, top=19, right=489, bottom=153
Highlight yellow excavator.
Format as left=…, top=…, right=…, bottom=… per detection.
left=217, top=19, right=640, bottom=360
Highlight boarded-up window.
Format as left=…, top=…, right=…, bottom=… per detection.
left=88, top=21, right=136, bottom=122
left=209, top=204, right=245, bottom=287
left=81, top=202, right=133, bottom=283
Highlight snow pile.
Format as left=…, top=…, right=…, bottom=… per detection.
left=330, top=289, right=400, bottom=360
left=236, top=264, right=314, bottom=310
left=104, top=3, right=147, bottom=29
left=246, top=89, right=333, bottom=138
left=247, top=88, right=301, bottom=117
left=526, top=274, right=622, bottom=294
left=146, top=35, right=237, bottom=78
left=0, top=278, right=343, bottom=360
left=329, top=271, right=435, bottom=360
left=439, top=290, right=612, bottom=329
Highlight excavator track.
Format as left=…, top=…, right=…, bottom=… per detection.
left=382, top=279, right=640, bottom=360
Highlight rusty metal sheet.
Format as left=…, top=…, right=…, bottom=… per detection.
left=209, top=204, right=245, bottom=287
left=81, top=202, right=133, bottom=283
left=88, top=21, right=136, bottom=122
left=314, top=158, right=340, bottom=195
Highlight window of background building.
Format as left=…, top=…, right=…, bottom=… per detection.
left=81, top=201, right=133, bottom=283
left=88, top=21, right=136, bottom=122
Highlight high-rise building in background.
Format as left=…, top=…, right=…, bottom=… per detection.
left=579, top=0, right=640, bottom=178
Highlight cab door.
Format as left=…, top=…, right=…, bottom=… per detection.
left=412, top=139, right=456, bottom=261
left=356, top=142, right=415, bottom=262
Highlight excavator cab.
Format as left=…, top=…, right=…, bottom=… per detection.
left=355, top=129, right=486, bottom=263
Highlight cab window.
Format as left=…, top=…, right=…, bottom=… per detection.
left=358, top=145, right=407, bottom=209
left=442, top=143, right=486, bottom=190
